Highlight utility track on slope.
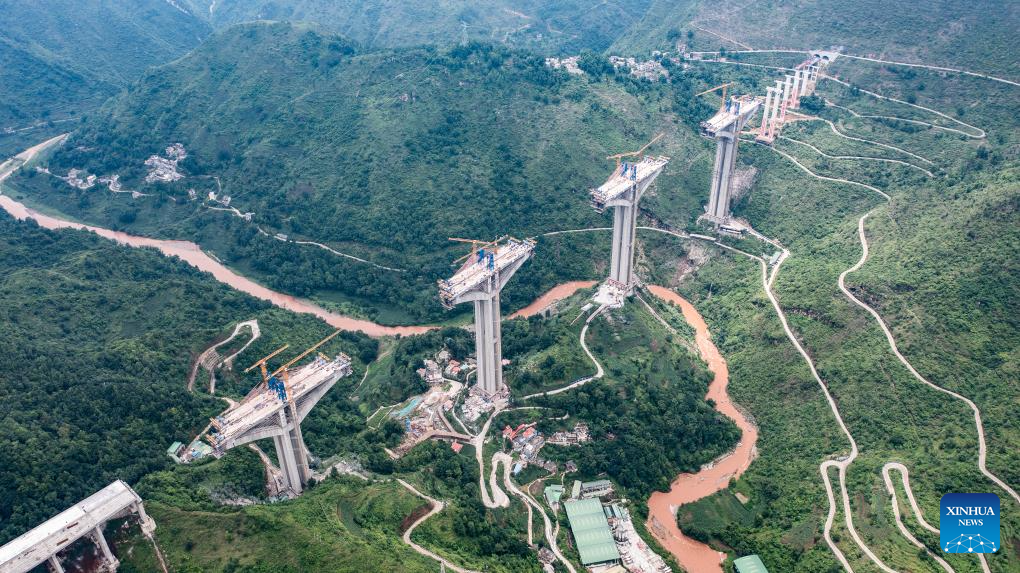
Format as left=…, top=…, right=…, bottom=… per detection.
left=522, top=305, right=605, bottom=400
left=778, top=135, right=935, bottom=177
left=881, top=463, right=955, bottom=573
left=824, top=101, right=984, bottom=140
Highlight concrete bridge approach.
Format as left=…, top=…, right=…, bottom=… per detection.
left=0, top=480, right=154, bottom=573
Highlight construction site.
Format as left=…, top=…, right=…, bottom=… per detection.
left=201, top=330, right=354, bottom=495
left=543, top=478, right=672, bottom=573
left=0, top=41, right=881, bottom=573
left=697, top=54, right=830, bottom=227
left=438, top=236, right=535, bottom=396
left=0, top=481, right=156, bottom=573
left=590, top=137, right=670, bottom=306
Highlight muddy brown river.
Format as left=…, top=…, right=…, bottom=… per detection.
left=645, top=285, right=758, bottom=573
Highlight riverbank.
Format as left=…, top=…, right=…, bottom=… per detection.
left=0, top=136, right=594, bottom=338
left=644, top=285, right=758, bottom=573
left=509, top=281, right=597, bottom=319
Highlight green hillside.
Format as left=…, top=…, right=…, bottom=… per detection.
left=0, top=0, right=211, bottom=155
left=0, top=211, right=377, bottom=544
left=614, top=0, right=1020, bottom=76
left=9, top=21, right=715, bottom=321
left=631, top=41, right=1020, bottom=570
left=186, top=0, right=653, bottom=53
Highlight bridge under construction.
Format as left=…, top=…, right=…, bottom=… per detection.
left=439, top=237, right=535, bottom=395
left=700, top=95, right=761, bottom=224
left=696, top=53, right=829, bottom=225
left=206, top=332, right=353, bottom=495
left=590, top=138, right=669, bottom=304
left=0, top=480, right=154, bottom=573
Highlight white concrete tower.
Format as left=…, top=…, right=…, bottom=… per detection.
left=701, top=96, right=761, bottom=223
left=590, top=155, right=669, bottom=292
left=439, top=238, right=535, bottom=395
left=757, top=86, right=776, bottom=142
left=208, top=352, right=353, bottom=494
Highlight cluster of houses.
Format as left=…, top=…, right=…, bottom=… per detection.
left=547, top=422, right=591, bottom=446
left=544, top=54, right=669, bottom=81
left=607, top=56, right=669, bottom=80
left=144, top=143, right=187, bottom=183
left=416, top=349, right=468, bottom=386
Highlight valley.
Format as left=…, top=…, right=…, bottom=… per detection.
left=1, top=2, right=1017, bottom=573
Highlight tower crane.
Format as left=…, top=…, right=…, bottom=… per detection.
left=448, top=236, right=506, bottom=269
left=606, top=132, right=664, bottom=168
left=695, top=82, right=734, bottom=112
left=244, top=329, right=342, bottom=404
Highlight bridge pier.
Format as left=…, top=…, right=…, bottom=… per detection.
left=47, top=556, right=63, bottom=573
left=706, top=129, right=738, bottom=222
left=91, top=527, right=118, bottom=571
left=439, top=239, right=534, bottom=396
left=472, top=288, right=503, bottom=395
left=594, top=158, right=668, bottom=295
left=700, top=96, right=761, bottom=224
left=609, top=201, right=639, bottom=287
left=271, top=417, right=310, bottom=494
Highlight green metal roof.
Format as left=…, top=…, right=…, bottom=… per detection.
left=564, top=499, right=620, bottom=565
left=734, top=555, right=769, bottom=573
left=544, top=485, right=564, bottom=507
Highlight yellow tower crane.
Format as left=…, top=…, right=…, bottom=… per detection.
left=244, top=329, right=342, bottom=404
left=448, top=236, right=505, bottom=265
left=606, top=132, right=664, bottom=167
left=695, top=82, right=734, bottom=113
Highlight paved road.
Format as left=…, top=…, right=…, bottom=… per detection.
left=493, top=452, right=576, bottom=573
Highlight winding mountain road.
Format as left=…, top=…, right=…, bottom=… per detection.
left=763, top=128, right=1018, bottom=572
left=779, top=135, right=935, bottom=177
left=396, top=479, right=481, bottom=573
left=522, top=305, right=605, bottom=400
left=881, top=463, right=955, bottom=573
left=841, top=212, right=1020, bottom=507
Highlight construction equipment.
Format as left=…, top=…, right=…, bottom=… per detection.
left=438, top=237, right=536, bottom=395
left=449, top=236, right=503, bottom=266
left=606, top=133, right=664, bottom=167
left=244, top=344, right=290, bottom=398
left=696, top=82, right=734, bottom=112
left=271, top=330, right=342, bottom=403
left=243, top=329, right=342, bottom=404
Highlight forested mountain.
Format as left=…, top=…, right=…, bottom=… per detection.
left=613, top=0, right=1020, bottom=75
left=11, top=21, right=713, bottom=321
left=0, top=0, right=211, bottom=155
left=185, top=0, right=655, bottom=53
left=0, top=212, right=375, bottom=544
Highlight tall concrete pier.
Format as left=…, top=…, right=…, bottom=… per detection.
left=700, top=96, right=761, bottom=223
left=590, top=155, right=669, bottom=294
left=0, top=480, right=155, bottom=573
left=439, top=238, right=535, bottom=395
left=207, top=352, right=352, bottom=494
